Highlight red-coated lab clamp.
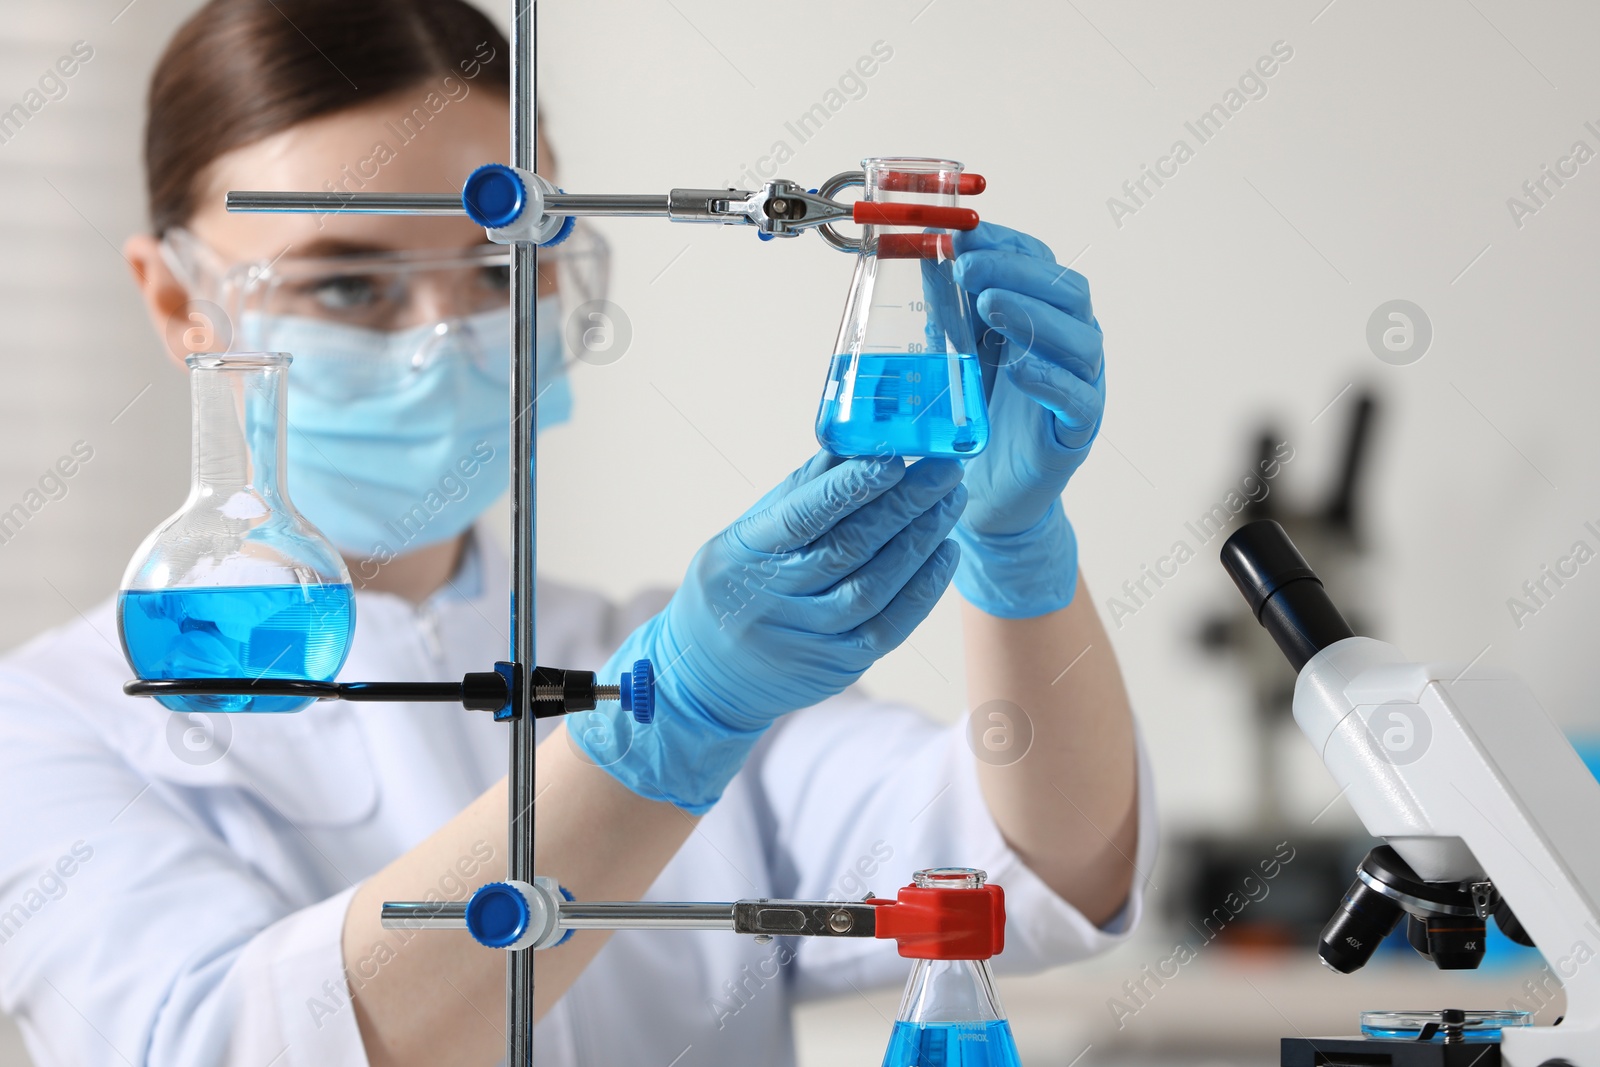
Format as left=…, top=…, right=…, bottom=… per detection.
left=870, top=874, right=1007, bottom=959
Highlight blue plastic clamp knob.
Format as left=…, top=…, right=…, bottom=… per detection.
left=619, top=658, right=655, bottom=724
left=463, top=163, right=526, bottom=229
left=466, top=881, right=531, bottom=949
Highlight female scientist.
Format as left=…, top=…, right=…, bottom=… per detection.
left=0, top=1, right=1153, bottom=1065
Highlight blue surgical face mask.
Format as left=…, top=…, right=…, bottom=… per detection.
left=237, top=295, right=570, bottom=559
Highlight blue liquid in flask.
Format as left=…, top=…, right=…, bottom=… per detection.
left=118, top=583, right=355, bottom=713
left=881, top=1019, right=1022, bottom=1067
left=817, top=352, right=989, bottom=459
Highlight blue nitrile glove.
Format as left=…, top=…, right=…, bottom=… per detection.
left=943, top=222, right=1105, bottom=618
left=570, top=451, right=966, bottom=813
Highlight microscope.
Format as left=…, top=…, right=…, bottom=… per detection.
left=1221, top=519, right=1600, bottom=1066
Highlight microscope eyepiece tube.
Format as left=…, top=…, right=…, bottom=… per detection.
left=1220, top=520, right=1357, bottom=672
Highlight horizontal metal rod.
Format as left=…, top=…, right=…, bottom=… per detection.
left=382, top=901, right=468, bottom=928
left=379, top=898, right=736, bottom=933
left=547, top=194, right=670, bottom=217
left=226, top=191, right=465, bottom=214
left=558, top=902, right=735, bottom=930
left=226, top=190, right=677, bottom=219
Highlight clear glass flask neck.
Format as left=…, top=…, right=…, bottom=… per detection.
left=913, top=867, right=989, bottom=890
left=863, top=156, right=966, bottom=214
left=896, top=958, right=1007, bottom=1026
left=186, top=352, right=291, bottom=506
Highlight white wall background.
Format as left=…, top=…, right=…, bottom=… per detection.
left=532, top=0, right=1600, bottom=833
left=3, top=0, right=1600, bottom=1062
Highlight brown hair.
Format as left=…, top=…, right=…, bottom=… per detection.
left=144, top=0, right=511, bottom=235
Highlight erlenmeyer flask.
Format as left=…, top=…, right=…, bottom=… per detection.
left=881, top=869, right=1022, bottom=1067
left=817, top=157, right=988, bottom=459
left=118, top=352, right=355, bottom=713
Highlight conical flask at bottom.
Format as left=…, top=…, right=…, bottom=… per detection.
left=880, top=868, right=1022, bottom=1067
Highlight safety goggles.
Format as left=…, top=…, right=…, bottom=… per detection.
left=161, top=224, right=610, bottom=339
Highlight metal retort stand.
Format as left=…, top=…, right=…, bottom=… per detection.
left=195, top=4, right=990, bottom=1063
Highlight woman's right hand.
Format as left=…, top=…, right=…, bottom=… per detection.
left=570, top=450, right=965, bottom=813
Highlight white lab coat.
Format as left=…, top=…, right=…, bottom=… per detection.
left=0, top=529, right=1156, bottom=1067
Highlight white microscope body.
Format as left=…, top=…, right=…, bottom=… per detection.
left=1300, top=637, right=1600, bottom=1064
left=1225, top=519, right=1600, bottom=1066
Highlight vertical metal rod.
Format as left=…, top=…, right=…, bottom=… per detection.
left=508, top=1, right=538, bottom=1063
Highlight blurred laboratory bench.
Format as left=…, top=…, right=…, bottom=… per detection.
left=0, top=950, right=1555, bottom=1066
left=795, top=949, right=1556, bottom=1066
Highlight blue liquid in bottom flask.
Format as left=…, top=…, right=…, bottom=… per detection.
left=118, top=583, right=356, bottom=713
left=817, top=353, right=989, bottom=458
left=881, top=1019, right=1022, bottom=1067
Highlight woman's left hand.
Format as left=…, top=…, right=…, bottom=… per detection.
left=946, top=221, right=1106, bottom=617
left=955, top=221, right=1104, bottom=534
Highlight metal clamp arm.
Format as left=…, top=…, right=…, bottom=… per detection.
left=733, top=899, right=878, bottom=937
left=225, top=166, right=982, bottom=251
left=223, top=181, right=887, bottom=235
left=670, top=181, right=853, bottom=234
left=378, top=894, right=876, bottom=939
left=382, top=871, right=1005, bottom=959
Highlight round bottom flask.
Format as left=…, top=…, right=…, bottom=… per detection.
left=118, top=352, right=354, bottom=713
